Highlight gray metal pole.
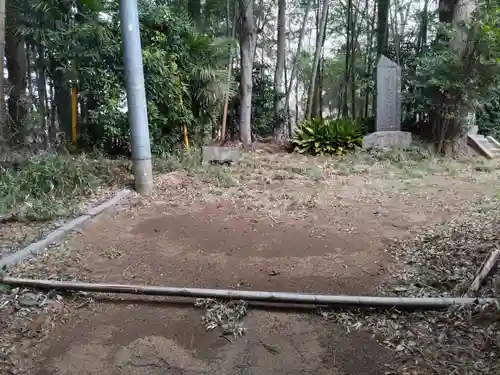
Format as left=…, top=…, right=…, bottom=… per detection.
left=119, top=0, right=153, bottom=195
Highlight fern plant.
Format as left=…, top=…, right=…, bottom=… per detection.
left=291, top=118, right=362, bottom=155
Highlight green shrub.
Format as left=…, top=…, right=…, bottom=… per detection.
left=0, top=153, right=129, bottom=220
left=357, top=116, right=375, bottom=135
left=291, top=118, right=362, bottom=155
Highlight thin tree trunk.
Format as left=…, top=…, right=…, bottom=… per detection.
left=5, top=0, right=27, bottom=140
left=187, top=0, right=201, bottom=28
left=36, top=44, right=47, bottom=149
left=376, top=0, right=390, bottom=58
left=220, top=0, right=237, bottom=141
left=284, top=0, right=313, bottom=111
left=273, top=0, right=286, bottom=141
left=342, top=0, right=353, bottom=118
left=27, top=46, right=33, bottom=99
left=318, top=56, right=324, bottom=118
left=294, top=75, right=299, bottom=129
left=49, top=79, right=56, bottom=144
left=350, top=2, right=359, bottom=119
left=305, top=0, right=329, bottom=119
left=313, top=9, right=329, bottom=119
left=374, top=0, right=389, bottom=120
left=239, top=0, right=256, bottom=147
left=284, top=27, right=291, bottom=137
left=364, top=0, right=376, bottom=118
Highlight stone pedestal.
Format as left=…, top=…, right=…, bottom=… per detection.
left=202, top=146, right=240, bottom=166
left=362, top=131, right=412, bottom=150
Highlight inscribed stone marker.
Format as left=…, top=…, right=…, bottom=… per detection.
left=376, top=56, right=401, bottom=132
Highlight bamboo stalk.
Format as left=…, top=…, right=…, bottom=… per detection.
left=464, top=248, right=500, bottom=297
left=0, top=277, right=496, bottom=308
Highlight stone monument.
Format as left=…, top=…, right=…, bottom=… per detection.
left=362, top=56, right=411, bottom=150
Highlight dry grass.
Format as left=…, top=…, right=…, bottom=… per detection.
left=144, top=146, right=500, bottom=226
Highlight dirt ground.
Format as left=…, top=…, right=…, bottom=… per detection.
left=2, top=149, right=500, bottom=375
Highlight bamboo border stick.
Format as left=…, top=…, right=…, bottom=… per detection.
left=1, top=277, right=497, bottom=308
left=464, top=248, right=500, bottom=297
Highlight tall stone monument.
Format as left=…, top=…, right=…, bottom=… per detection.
left=363, top=56, right=411, bottom=150
left=376, top=56, right=401, bottom=131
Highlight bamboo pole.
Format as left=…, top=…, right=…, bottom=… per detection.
left=464, top=248, right=500, bottom=297
left=0, top=277, right=496, bottom=308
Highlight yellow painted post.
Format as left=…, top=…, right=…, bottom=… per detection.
left=183, top=125, right=189, bottom=150
left=178, top=80, right=189, bottom=150
left=71, top=85, right=77, bottom=146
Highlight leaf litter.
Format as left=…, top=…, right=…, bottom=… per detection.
left=1, top=152, right=500, bottom=374
left=322, top=200, right=500, bottom=374
left=0, top=243, right=95, bottom=375
left=194, top=298, right=248, bottom=337
left=0, top=284, right=94, bottom=375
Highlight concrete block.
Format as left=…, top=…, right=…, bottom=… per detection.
left=362, top=131, right=412, bottom=150
left=202, top=146, right=240, bottom=166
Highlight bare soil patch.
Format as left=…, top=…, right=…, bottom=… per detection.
left=1, top=150, right=500, bottom=375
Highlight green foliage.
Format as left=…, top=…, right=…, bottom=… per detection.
left=0, top=153, right=128, bottom=220
left=409, top=18, right=500, bottom=137
left=476, top=3, right=500, bottom=139
left=477, top=83, right=500, bottom=139
left=291, top=118, right=362, bottom=155
left=227, top=64, right=279, bottom=138
left=20, top=0, right=233, bottom=155
left=250, top=65, right=278, bottom=136
left=356, top=116, right=375, bottom=135
left=479, top=3, right=500, bottom=59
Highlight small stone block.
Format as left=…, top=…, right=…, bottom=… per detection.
left=202, top=146, right=240, bottom=166
left=362, top=131, right=412, bottom=150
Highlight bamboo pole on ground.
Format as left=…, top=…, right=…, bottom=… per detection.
left=0, top=277, right=496, bottom=308
left=464, top=248, right=500, bottom=297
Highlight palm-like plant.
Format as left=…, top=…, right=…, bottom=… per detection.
left=11, top=0, right=235, bottom=153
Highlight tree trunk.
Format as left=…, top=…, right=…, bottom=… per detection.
left=431, top=0, right=477, bottom=154
left=376, top=0, right=390, bottom=58
left=5, top=0, right=27, bottom=139
left=49, top=79, right=57, bottom=143
left=239, top=0, right=256, bottom=147
left=350, top=3, right=359, bottom=119
left=373, top=0, right=389, bottom=121
left=364, top=0, right=376, bottom=118
left=36, top=44, right=47, bottom=149
left=451, top=0, right=476, bottom=54
left=273, top=0, right=286, bottom=141
left=220, top=0, right=237, bottom=141
left=188, top=0, right=201, bottom=27
left=311, top=57, right=322, bottom=118
left=50, top=57, right=72, bottom=142
left=285, top=0, right=312, bottom=112
left=305, top=0, right=328, bottom=119
left=342, top=0, right=352, bottom=118
left=26, top=46, right=33, bottom=99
